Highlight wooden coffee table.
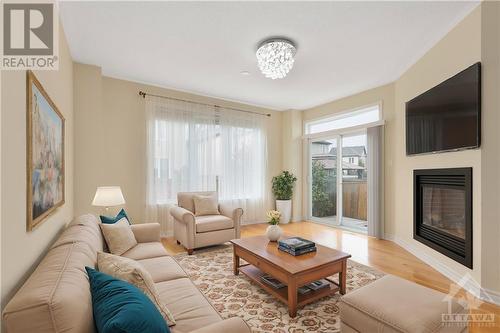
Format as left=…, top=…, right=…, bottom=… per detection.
left=230, top=235, right=351, bottom=317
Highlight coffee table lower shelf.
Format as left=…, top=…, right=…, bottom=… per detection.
left=239, top=265, right=340, bottom=310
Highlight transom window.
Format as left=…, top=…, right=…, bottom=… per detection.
left=305, top=104, right=381, bottom=135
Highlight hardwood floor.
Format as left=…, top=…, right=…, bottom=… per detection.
left=162, top=221, right=500, bottom=332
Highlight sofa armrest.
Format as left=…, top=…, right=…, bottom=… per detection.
left=219, top=203, right=243, bottom=238
left=189, top=317, right=251, bottom=333
left=131, top=223, right=161, bottom=243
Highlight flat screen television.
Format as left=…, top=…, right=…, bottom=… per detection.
left=406, top=62, right=481, bottom=155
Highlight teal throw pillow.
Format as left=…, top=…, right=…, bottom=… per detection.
left=100, top=208, right=130, bottom=224
left=85, top=267, right=170, bottom=333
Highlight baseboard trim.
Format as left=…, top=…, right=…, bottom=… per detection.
left=482, top=287, right=500, bottom=306
left=384, top=233, right=500, bottom=306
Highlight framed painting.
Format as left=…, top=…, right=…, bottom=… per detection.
left=26, top=71, right=65, bottom=231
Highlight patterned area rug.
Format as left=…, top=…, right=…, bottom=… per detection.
left=174, top=245, right=385, bottom=333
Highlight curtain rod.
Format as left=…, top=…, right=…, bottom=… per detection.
left=139, top=91, right=271, bottom=117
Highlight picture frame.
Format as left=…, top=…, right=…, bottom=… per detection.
left=26, top=71, right=65, bottom=231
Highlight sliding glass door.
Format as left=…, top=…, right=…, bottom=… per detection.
left=340, top=133, right=368, bottom=231
left=309, top=131, right=368, bottom=233
left=310, top=138, right=339, bottom=225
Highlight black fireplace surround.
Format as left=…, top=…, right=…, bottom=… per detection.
left=413, top=168, right=472, bottom=268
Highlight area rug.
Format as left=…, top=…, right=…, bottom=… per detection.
left=174, top=245, right=385, bottom=333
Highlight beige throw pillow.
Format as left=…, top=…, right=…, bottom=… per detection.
left=100, top=218, right=137, bottom=255
left=97, top=252, right=176, bottom=326
left=193, top=194, right=220, bottom=216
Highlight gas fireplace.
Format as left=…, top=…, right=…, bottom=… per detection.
left=413, top=168, right=472, bottom=268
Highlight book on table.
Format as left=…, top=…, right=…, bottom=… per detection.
left=278, top=237, right=315, bottom=251
left=260, top=275, right=286, bottom=289
left=305, top=279, right=330, bottom=291
left=278, top=245, right=317, bottom=256
left=261, top=274, right=329, bottom=293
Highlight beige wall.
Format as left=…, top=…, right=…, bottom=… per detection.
left=282, top=110, right=304, bottom=221
left=1, top=28, right=74, bottom=307
left=73, top=63, right=283, bottom=226
left=392, top=5, right=482, bottom=282
left=480, top=1, right=500, bottom=293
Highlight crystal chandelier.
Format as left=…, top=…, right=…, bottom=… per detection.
left=256, top=38, right=297, bottom=80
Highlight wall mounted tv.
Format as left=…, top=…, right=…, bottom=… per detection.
left=406, top=62, right=481, bottom=155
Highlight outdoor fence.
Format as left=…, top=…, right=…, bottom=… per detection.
left=312, top=180, right=367, bottom=221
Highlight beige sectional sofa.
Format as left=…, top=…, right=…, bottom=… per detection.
left=2, top=214, right=250, bottom=333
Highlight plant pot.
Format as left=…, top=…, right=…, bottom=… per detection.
left=266, top=225, right=283, bottom=242
left=276, top=199, right=292, bottom=224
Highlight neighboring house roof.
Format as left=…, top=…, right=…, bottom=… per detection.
left=343, top=162, right=364, bottom=170
left=312, top=140, right=333, bottom=145
left=330, top=146, right=366, bottom=157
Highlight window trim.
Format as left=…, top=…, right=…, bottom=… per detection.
left=303, top=102, right=384, bottom=139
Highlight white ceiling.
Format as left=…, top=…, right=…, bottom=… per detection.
left=60, top=1, right=479, bottom=110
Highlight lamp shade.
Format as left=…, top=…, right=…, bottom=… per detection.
left=92, top=186, right=125, bottom=207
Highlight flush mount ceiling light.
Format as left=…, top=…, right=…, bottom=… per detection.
left=256, top=38, right=297, bottom=80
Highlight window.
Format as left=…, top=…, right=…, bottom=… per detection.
left=146, top=97, right=266, bottom=221
left=151, top=119, right=265, bottom=204
left=305, top=104, right=381, bottom=135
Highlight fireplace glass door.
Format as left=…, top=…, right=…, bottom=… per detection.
left=422, top=186, right=466, bottom=240
left=414, top=168, right=472, bottom=268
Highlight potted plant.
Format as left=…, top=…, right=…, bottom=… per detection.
left=266, top=210, right=282, bottom=241
left=271, top=171, right=297, bottom=224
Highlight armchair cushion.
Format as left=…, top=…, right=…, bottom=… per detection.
left=178, top=191, right=217, bottom=213
left=195, top=215, right=233, bottom=233
left=193, top=194, right=220, bottom=216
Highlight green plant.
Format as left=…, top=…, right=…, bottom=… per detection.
left=312, top=161, right=334, bottom=217
left=272, top=171, right=297, bottom=200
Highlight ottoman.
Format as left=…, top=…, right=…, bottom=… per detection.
left=340, top=275, right=468, bottom=333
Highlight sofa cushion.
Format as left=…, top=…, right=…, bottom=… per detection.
left=188, top=318, right=250, bottom=333
left=157, top=278, right=221, bottom=333
left=100, top=218, right=137, bottom=255
left=195, top=215, right=233, bottom=233
left=138, top=256, right=188, bottom=283
left=2, top=243, right=96, bottom=333
left=340, top=275, right=467, bottom=333
left=86, top=267, right=170, bottom=333
left=52, top=213, right=104, bottom=254
left=122, top=242, right=169, bottom=260
left=97, top=252, right=176, bottom=326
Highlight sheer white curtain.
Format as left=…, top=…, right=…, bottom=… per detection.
left=145, top=96, right=267, bottom=235
left=218, top=108, right=268, bottom=222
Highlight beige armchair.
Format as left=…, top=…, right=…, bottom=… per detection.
left=171, top=191, right=243, bottom=254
